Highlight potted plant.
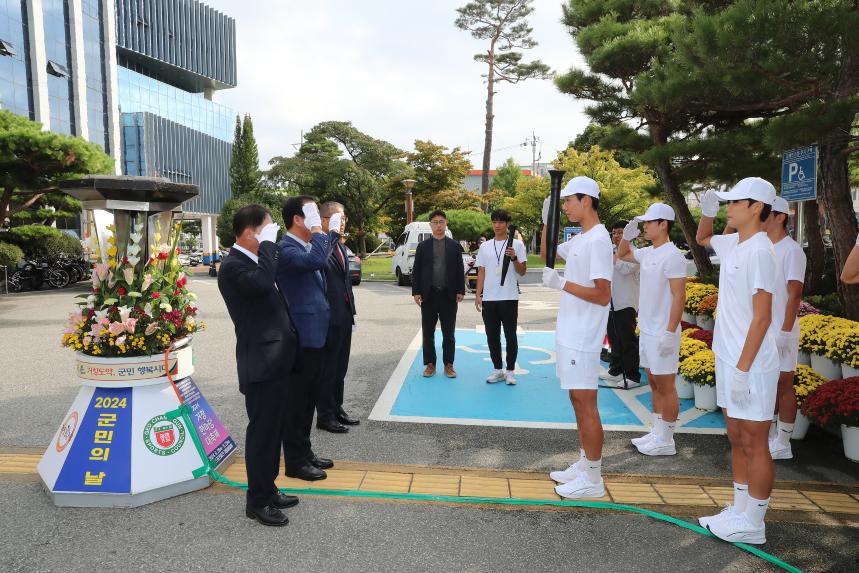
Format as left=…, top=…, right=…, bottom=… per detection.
left=799, top=315, right=842, bottom=380
left=684, top=283, right=718, bottom=327
left=679, top=349, right=717, bottom=411
left=677, top=338, right=709, bottom=399
left=687, top=328, right=714, bottom=349
left=696, top=293, right=717, bottom=331
left=795, top=302, right=820, bottom=365
left=801, top=377, right=859, bottom=462
left=828, top=326, right=859, bottom=379
left=790, top=365, right=828, bottom=440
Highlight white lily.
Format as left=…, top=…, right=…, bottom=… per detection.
left=123, top=267, right=134, bottom=284
left=118, top=305, right=133, bottom=323
left=127, top=255, right=140, bottom=267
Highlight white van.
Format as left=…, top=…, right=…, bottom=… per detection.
left=391, top=222, right=452, bottom=286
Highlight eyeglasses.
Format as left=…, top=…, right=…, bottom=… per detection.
left=430, top=220, right=446, bottom=225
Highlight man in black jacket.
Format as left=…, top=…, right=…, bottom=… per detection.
left=316, top=201, right=359, bottom=433
left=411, top=210, right=465, bottom=378
left=217, top=204, right=299, bottom=527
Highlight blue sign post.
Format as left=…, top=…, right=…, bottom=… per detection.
left=781, top=145, right=817, bottom=202
left=564, top=227, right=582, bottom=242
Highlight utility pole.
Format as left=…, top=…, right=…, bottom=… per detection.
left=523, top=131, right=541, bottom=176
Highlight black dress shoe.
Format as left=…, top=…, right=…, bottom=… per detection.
left=336, top=412, right=360, bottom=425
left=317, top=420, right=349, bottom=433
left=245, top=504, right=289, bottom=526
left=272, top=492, right=299, bottom=509
left=285, top=463, right=327, bottom=481
left=309, top=455, right=334, bottom=470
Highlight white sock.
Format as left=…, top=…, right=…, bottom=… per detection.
left=661, top=419, right=676, bottom=440
left=579, top=448, right=587, bottom=460
left=776, top=420, right=795, bottom=447
left=652, top=413, right=663, bottom=435
left=769, top=416, right=778, bottom=439
left=733, top=482, right=749, bottom=512
left=584, top=457, right=602, bottom=484
left=745, top=495, right=770, bottom=527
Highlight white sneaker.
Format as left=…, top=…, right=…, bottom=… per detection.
left=769, top=440, right=793, bottom=460
left=636, top=437, right=676, bottom=456
left=555, top=475, right=606, bottom=499
left=631, top=432, right=654, bottom=447
left=698, top=505, right=739, bottom=529
left=549, top=459, right=587, bottom=484
left=504, top=371, right=517, bottom=385
left=601, top=376, right=641, bottom=389
left=708, top=513, right=766, bottom=545
left=486, top=370, right=505, bottom=384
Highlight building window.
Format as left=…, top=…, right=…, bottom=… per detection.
left=46, top=60, right=70, bottom=77
left=42, top=0, right=75, bottom=135
left=0, top=39, right=17, bottom=57
left=82, top=0, right=109, bottom=152
left=0, top=1, right=34, bottom=119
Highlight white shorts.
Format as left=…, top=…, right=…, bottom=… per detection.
left=715, top=358, right=779, bottom=422
left=639, top=331, right=681, bottom=376
left=556, top=344, right=600, bottom=390
left=779, top=336, right=800, bottom=373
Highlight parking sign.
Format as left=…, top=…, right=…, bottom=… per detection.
left=781, top=145, right=817, bottom=202
left=563, top=227, right=582, bottom=242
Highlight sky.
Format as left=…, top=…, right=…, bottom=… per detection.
left=202, top=0, right=591, bottom=171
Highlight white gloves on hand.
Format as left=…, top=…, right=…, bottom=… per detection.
left=623, top=219, right=641, bottom=242
left=542, top=196, right=551, bottom=225
left=255, top=222, right=280, bottom=244
left=776, top=330, right=793, bottom=359
left=730, top=369, right=752, bottom=408
left=329, top=212, right=343, bottom=234
left=302, top=202, right=322, bottom=229
left=657, top=330, right=678, bottom=358
left=701, top=190, right=720, bottom=218
left=542, top=267, right=566, bottom=290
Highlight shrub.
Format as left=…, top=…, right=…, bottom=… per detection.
left=793, top=365, right=827, bottom=408
left=797, top=301, right=821, bottom=317
left=216, top=191, right=288, bottom=248
left=685, top=283, right=718, bottom=314
left=827, top=326, right=859, bottom=368
left=801, top=377, right=859, bottom=428
left=0, top=241, right=25, bottom=269
left=43, top=233, right=83, bottom=259
left=804, top=293, right=842, bottom=316
left=798, top=314, right=836, bottom=354
left=679, top=349, right=716, bottom=386
left=679, top=338, right=710, bottom=362
left=5, top=224, right=63, bottom=257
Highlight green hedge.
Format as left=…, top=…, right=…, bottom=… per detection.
left=217, top=192, right=288, bottom=248
left=2, top=225, right=83, bottom=259
left=0, top=241, right=24, bottom=269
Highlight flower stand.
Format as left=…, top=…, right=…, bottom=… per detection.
left=693, top=383, right=717, bottom=411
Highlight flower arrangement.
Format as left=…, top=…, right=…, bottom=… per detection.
left=697, top=293, right=718, bottom=318
left=801, top=377, right=859, bottom=428
left=685, top=283, right=718, bottom=315
left=61, top=218, right=204, bottom=357
left=681, top=327, right=700, bottom=339
left=678, top=349, right=716, bottom=387
left=826, top=325, right=859, bottom=368
left=688, top=328, right=714, bottom=348
left=681, top=321, right=699, bottom=332
left=793, top=365, right=827, bottom=408
left=679, top=338, right=710, bottom=362
left=798, top=314, right=834, bottom=355
left=797, top=301, right=820, bottom=317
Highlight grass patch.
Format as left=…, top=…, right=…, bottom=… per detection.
left=361, top=256, right=396, bottom=281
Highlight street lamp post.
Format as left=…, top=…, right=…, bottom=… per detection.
left=403, top=179, right=416, bottom=224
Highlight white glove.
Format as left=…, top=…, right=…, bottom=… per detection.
left=657, top=330, right=678, bottom=357
left=329, top=212, right=343, bottom=234
left=302, top=202, right=322, bottom=229
left=700, top=190, right=720, bottom=218
left=542, top=267, right=566, bottom=290
left=623, top=219, right=641, bottom=242
left=254, top=223, right=280, bottom=244
left=730, top=369, right=752, bottom=408
left=776, top=330, right=793, bottom=359
left=542, top=196, right=551, bottom=225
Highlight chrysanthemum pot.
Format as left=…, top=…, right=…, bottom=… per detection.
left=791, top=412, right=811, bottom=440
left=675, top=374, right=694, bottom=400
left=842, top=425, right=859, bottom=462
left=797, top=351, right=811, bottom=366
left=696, top=315, right=715, bottom=331
left=809, top=353, right=842, bottom=381
left=841, top=364, right=859, bottom=379
left=693, top=383, right=717, bottom=411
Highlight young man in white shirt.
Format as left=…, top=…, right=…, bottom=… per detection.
left=602, top=221, right=641, bottom=387
left=695, top=177, right=780, bottom=545
left=616, top=203, right=687, bottom=456
left=475, top=209, right=528, bottom=385
left=541, top=176, right=614, bottom=499
left=762, top=197, right=806, bottom=460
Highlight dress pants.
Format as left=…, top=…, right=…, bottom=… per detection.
left=421, top=288, right=458, bottom=366
left=243, top=379, right=288, bottom=509
left=482, top=299, right=519, bottom=370
left=607, top=306, right=640, bottom=380
left=317, top=319, right=352, bottom=423
left=283, top=347, right=323, bottom=469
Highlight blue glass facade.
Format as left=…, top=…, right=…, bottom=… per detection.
left=117, top=65, right=232, bottom=141
left=42, top=0, right=75, bottom=135
left=82, top=0, right=109, bottom=151
left=0, top=0, right=33, bottom=118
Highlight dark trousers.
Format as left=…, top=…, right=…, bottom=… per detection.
left=607, top=306, right=640, bottom=379
left=482, top=299, right=518, bottom=370
left=283, top=347, right=323, bottom=468
left=421, top=288, right=458, bottom=365
left=317, top=320, right=353, bottom=423
left=243, top=380, right=288, bottom=509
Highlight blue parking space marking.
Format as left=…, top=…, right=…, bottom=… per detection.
left=369, top=329, right=726, bottom=434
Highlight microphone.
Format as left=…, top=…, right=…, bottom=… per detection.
left=499, top=224, right=517, bottom=286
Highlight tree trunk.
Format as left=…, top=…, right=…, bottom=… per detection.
left=817, top=136, right=859, bottom=320
left=802, top=199, right=825, bottom=294
left=481, top=44, right=497, bottom=196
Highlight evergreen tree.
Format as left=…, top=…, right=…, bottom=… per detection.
left=229, top=114, right=261, bottom=196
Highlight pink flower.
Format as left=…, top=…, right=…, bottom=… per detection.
left=89, top=322, right=103, bottom=339
left=123, top=317, right=138, bottom=333
left=108, top=321, right=126, bottom=336
left=123, top=267, right=134, bottom=284
left=93, top=263, right=109, bottom=282
left=145, top=323, right=159, bottom=336
left=141, top=274, right=153, bottom=291
left=116, top=335, right=126, bottom=346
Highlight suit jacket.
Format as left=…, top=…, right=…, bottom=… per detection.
left=217, top=241, right=298, bottom=389
left=276, top=231, right=332, bottom=349
left=411, top=236, right=465, bottom=300
left=324, top=240, right=356, bottom=327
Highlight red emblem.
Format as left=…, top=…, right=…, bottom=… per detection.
left=154, top=425, right=175, bottom=448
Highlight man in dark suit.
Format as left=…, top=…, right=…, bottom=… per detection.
left=276, top=195, right=335, bottom=481
left=217, top=204, right=299, bottom=527
left=316, top=201, right=359, bottom=433
left=411, top=209, right=465, bottom=378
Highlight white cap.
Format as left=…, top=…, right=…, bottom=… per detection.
left=635, top=202, right=675, bottom=222
left=772, top=196, right=790, bottom=214
left=560, top=176, right=600, bottom=199
left=714, top=177, right=776, bottom=205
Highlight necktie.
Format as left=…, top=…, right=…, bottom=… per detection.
left=335, top=244, right=346, bottom=271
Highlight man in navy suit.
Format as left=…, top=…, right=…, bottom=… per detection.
left=276, top=196, right=336, bottom=481
left=317, top=201, right=359, bottom=433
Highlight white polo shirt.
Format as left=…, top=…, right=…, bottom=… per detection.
left=476, top=238, right=527, bottom=301
left=632, top=242, right=687, bottom=335
left=611, top=253, right=639, bottom=312
left=771, top=236, right=806, bottom=338
left=556, top=224, right=614, bottom=352
left=710, top=232, right=779, bottom=373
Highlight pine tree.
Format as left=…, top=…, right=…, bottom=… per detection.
left=229, top=114, right=261, bottom=197
left=229, top=115, right=244, bottom=196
